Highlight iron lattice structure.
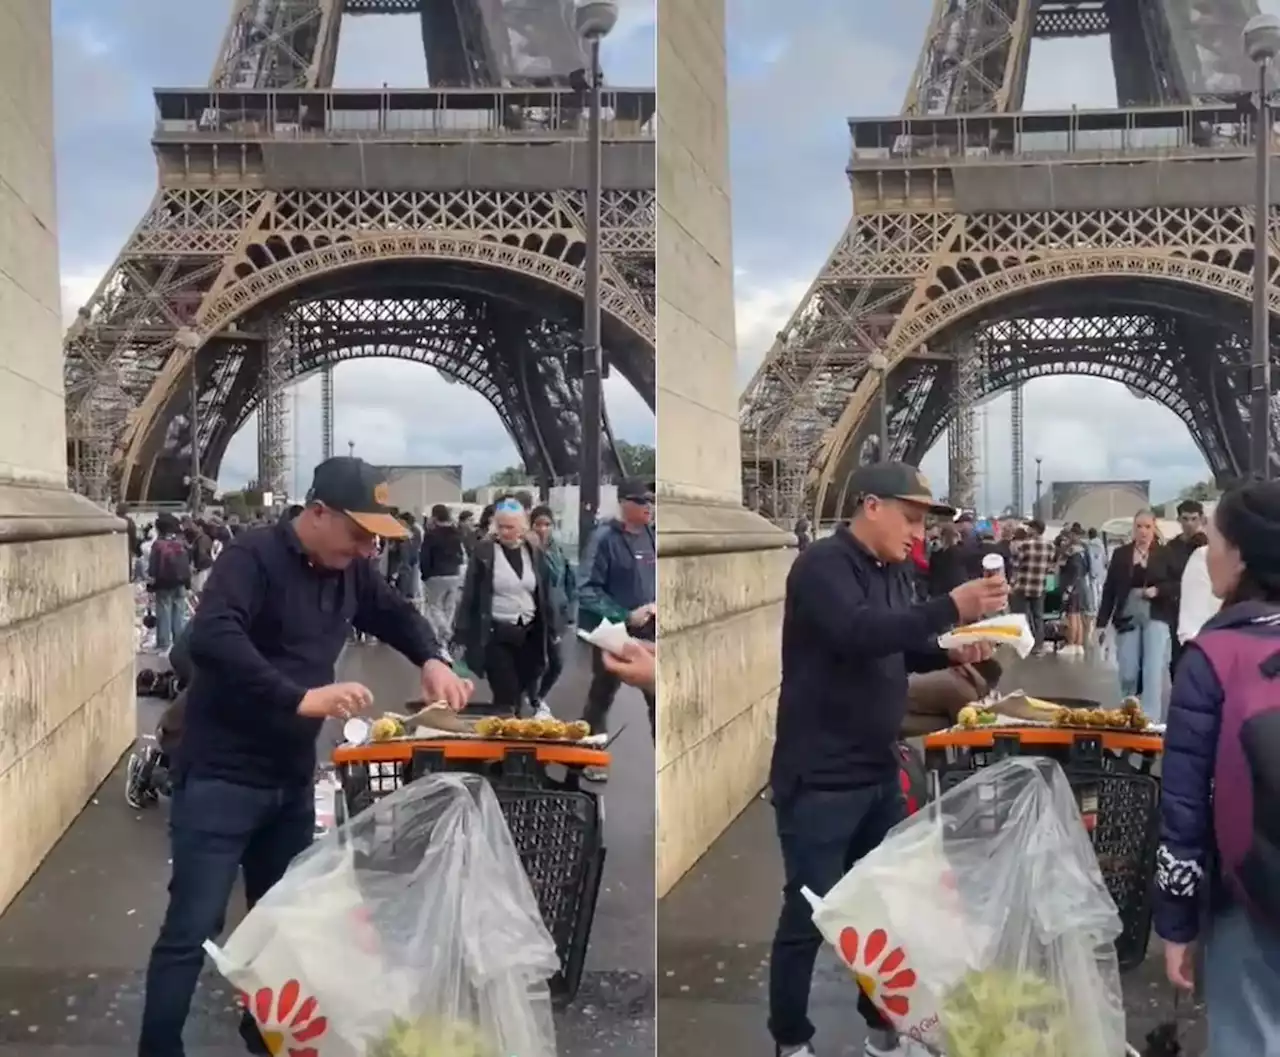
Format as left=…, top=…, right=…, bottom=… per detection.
left=740, top=0, right=1279, bottom=524
left=63, top=0, right=655, bottom=503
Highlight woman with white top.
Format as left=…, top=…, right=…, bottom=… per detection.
left=453, top=498, right=553, bottom=717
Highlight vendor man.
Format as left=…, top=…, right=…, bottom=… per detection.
left=768, top=462, right=1008, bottom=1057
left=138, top=456, right=471, bottom=1057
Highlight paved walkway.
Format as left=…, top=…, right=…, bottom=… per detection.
left=0, top=637, right=654, bottom=1056
left=657, top=650, right=1207, bottom=1057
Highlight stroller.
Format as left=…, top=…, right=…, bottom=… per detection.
left=126, top=624, right=193, bottom=809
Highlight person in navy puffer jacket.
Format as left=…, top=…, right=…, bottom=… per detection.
left=1153, top=481, right=1280, bottom=1056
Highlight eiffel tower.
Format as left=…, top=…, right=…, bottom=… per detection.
left=63, top=0, right=655, bottom=505
left=740, top=0, right=1279, bottom=524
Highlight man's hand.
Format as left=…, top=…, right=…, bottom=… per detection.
left=1163, top=939, right=1195, bottom=992
left=298, top=682, right=374, bottom=720
left=422, top=658, right=473, bottom=712
left=949, top=576, right=1009, bottom=623
left=1142, top=586, right=1158, bottom=599
left=626, top=603, right=656, bottom=629
left=602, top=640, right=656, bottom=692
left=947, top=641, right=994, bottom=665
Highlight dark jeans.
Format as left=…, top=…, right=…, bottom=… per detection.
left=138, top=775, right=315, bottom=1057
left=537, top=634, right=565, bottom=701
left=768, top=779, right=906, bottom=1049
left=1014, top=591, right=1046, bottom=648
left=583, top=645, right=655, bottom=740
left=484, top=620, right=545, bottom=713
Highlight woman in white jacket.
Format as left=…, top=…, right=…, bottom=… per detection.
left=1177, top=543, right=1221, bottom=646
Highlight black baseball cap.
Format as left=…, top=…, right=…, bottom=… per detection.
left=847, top=461, right=956, bottom=517
left=307, top=457, right=408, bottom=539
left=618, top=476, right=655, bottom=504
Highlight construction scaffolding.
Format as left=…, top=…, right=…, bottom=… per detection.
left=321, top=364, right=334, bottom=461
left=257, top=318, right=295, bottom=499
left=1010, top=382, right=1025, bottom=516
left=947, top=340, right=981, bottom=511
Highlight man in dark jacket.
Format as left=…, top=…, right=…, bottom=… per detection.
left=137, top=457, right=470, bottom=1057
left=421, top=504, right=466, bottom=639
left=767, top=462, right=1006, bottom=1057
left=1160, top=499, right=1208, bottom=674
left=578, top=476, right=656, bottom=755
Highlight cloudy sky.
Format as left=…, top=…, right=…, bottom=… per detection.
left=50, top=0, right=655, bottom=493
left=722, top=0, right=1267, bottom=509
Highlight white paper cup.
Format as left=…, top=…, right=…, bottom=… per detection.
left=342, top=718, right=370, bottom=745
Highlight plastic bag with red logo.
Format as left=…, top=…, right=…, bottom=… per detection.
left=803, top=757, right=1126, bottom=1057
left=204, top=772, right=560, bottom=1057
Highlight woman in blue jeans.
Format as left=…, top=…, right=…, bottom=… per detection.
left=1096, top=510, right=1173, bottom=720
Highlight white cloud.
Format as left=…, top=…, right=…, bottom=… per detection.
left=60, top=271, right=102, bottom=327
left=734, top=273, right=812, bottom=384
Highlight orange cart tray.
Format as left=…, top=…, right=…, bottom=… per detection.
left=923, top=725, right=1164, bottom=754
left=333, top=736, right=610, bottom=769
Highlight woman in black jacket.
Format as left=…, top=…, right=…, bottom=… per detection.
left=1096, top=509, right=1176, bottom=719
left=453, top=499, right=553, bottom=717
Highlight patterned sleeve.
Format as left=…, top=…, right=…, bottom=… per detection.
left=1152, top=646, right=1224, bottom=944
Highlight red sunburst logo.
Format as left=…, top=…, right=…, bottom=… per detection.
left=837, top=927, right=916, bottom=1019
left=237, top=979, right=328, bottom=1057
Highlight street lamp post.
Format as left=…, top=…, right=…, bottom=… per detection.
left=867, top=352, right=890, bottom=460
left=1034, top=457, right=1043, bottom=517
left=176, top=328, right=202, bottom=515
left=1245, top=13, right=1280, bottom=480
left=575, top=0, right=617, bottom=558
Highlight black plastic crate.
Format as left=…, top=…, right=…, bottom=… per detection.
left=334, top=746, right=605, bottom=1005
left=928, top=738, right=1160, bottom=972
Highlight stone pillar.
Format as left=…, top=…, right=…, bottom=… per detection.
left=0, top=1, right=134, bottom=911
left=655, top=0, right=794, bottom=896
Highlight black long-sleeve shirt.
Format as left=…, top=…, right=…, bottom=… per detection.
left=179, top=519, right=444, bottom=787
left=771, top=528, right=960, bottom=791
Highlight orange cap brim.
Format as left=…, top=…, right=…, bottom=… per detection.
left=347, top=511, right=409, bottom=539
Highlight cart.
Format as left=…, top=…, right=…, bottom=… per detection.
left=330, top=734, right=610, bottom=1006
left=923, top=725, right=1162, bottom=972
left=916, top=728, right=1164, bottom=1056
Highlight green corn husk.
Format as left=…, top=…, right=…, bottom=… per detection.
left=939, top=969, right=1071, bottom=1057
left=365, top=1016, right=495, bottom=1057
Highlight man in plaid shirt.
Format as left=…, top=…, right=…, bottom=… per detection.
left=1011, top=518, right=1057, bottom=653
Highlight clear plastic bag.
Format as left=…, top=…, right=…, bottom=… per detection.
left=205, top=772, right=561, bottom=1057
left=803, top=757, right=1126, bottom=1057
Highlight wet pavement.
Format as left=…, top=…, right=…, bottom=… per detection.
left=0, top=637, right=654, bottom=1056
left=657, top=649, right=1208, bottom=1057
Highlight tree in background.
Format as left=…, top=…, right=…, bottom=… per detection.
left=1179, top=480, right=1220, bottom=503
left=615, top=439, right=655, bottom=478
left=488, top=465, right=534, bottom=487
left=218, top=489, right=259, bottom=520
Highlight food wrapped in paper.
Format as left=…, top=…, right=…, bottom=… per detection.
left=804, top=758, right=1126, bottom=1057
left=938, top=613, right=1035, bottom=658
left=577, top=617, right=634, bottom=657
left=204, top=773, right=561, bottom=1057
